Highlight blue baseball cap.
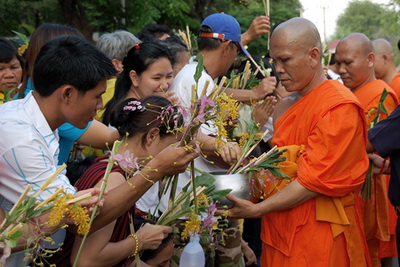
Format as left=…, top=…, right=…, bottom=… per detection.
left=200, top=13, right=250, bottom=56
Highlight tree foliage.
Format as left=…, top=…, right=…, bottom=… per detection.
left=216, top=0, right=302, bottom=56
left=333, top=0, right=400, bottom=41
left=0, top=0, right=301, bottom=56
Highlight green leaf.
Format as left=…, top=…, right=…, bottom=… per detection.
left=194, top=53, right=204, bottom=85
left=12, top=30, right=29, bottom=43
left=209, top=189, right=232, bottom=200
left=8, top=230, right=24, bottom=248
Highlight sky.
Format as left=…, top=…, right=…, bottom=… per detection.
left=300, top=0, right=391, bottom=43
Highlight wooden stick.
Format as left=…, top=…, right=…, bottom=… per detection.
left=248, top=55, right=266, bottom=78
left=7, top=185, right=31, bottom=217
left=35, top=188, right=63, bottom=209
left=33, top=164, right=66, bottom=198
left=200, top=80, right=210, bottom=98
left=229, top=129, right=270, bottom=174
left=237, top=145, right=278, bottom=174
left=66, top=192, right=93, bottom=205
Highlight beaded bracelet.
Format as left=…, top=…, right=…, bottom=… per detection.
left=128, top=234, right=139, bottom=257
left=380, top=158, right=388, bottom=174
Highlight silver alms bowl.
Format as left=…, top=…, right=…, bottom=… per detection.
left=211, top=172, right=254, bottom=208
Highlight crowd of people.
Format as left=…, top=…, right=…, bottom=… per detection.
left=0, top=10, right=399, bottom=267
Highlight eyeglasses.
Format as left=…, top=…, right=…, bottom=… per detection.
left=232, top=42, right=241, bottom=54
left=221, top=40, right=241, bottom=54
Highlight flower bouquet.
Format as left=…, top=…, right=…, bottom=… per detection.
left=0, top=164, right=92, bottom=266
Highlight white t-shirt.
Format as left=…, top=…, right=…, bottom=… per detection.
left=0, top=92, right=75, bottom=265
left=158, top=63, right=225, bottom=213
left=0, top=92, right=75, bottom=207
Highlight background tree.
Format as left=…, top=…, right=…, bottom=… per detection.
left=333, top=0, right=400, bottom=41
left=332, top=0, right=400, bottom=63
left=0, top=0, right=301, bottom=56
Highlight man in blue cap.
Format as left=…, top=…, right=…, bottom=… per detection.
left=171, top=12, right=276, bottom=108
left=169, top=12, right=275, bottom=266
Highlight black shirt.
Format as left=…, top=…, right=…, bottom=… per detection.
left=369, top=105, right=400, bottom=207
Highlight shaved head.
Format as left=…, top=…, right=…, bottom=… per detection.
left=269, top=18, right=325, bottom=95
left=372, top=38, right=396, bottom=82
left=335, top=33, right=375, bottom=91
left=372, top=39, right=394, bottom=59
left=338, top=33, right=374, bottom=56
left=271, top=17, right=322, bottom=54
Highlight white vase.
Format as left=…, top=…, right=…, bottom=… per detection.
left=179, top=235, right=205, bottom=267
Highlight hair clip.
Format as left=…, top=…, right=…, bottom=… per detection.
left=134, top=43, right=140, bottom=50
left=123, top=100, right=145, bottom=112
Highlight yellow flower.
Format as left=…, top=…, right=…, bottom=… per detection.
left=216, top=92, right=240, bottom=124
left=237, top=133, right=249, bottom=148
left=69, top=203, right=90, bottom=235
left=47, top=194, right=68, bottom=227
left=196, top=193, right=209, bottom=206
left=18, top=44, right=28, bottom=56
left=181, top=212, right=201, bottom=240
left=254, top=133, right=263, bottom=140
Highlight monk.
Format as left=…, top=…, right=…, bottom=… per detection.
left=336, top=33, right=398, bottom=267
left=372, top=38, right=400, bottom=101
left=227, top=18, right=370, bottom=266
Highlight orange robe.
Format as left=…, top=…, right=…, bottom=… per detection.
left=261, top=80, right=370, bottom=266
left=389, top=73, right=400, bottom=102
left=353, top=79, right=398, bottom=265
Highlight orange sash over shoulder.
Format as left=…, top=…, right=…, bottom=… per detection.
left=260, top=80, right=370, bottom=267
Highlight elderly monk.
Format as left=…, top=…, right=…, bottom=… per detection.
left=373, top=38, right=400, bottom=101
left=227, top=18, right=370, bottom=266
left=336, top=33, right=398, bottom=267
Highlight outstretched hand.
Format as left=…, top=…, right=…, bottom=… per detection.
left=252, top=96, right=277, bottom=127
left=242, top=16, right=271, bottom=45
left=225, top=194, right=260, bottom=219
left=252, top=77, right=276, bottom=100
left=148, top=142, right=199, bottom=178
left=217, top=142, right=241, bottom=165
left=75, top=188, right=106, bottom=211
left=136, top=224, right=173, bottom=251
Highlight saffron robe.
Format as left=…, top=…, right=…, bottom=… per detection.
left=353, top=79, right=398, bottom=265
left=261, top=80, right=370, bottom=267
left=389, top=73, right=400, bottom=102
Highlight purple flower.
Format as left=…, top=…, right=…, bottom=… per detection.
left=201, top=203, right=217, bottom=231
left=193, top=95, right=215, bottom=123
left=110, top=150, right=140, bottom=170
left=178, top=105, right=190, bottom=119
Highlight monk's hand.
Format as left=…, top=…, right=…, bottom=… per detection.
left=225, top=194, right=260, bottom=219
left=217, top=142, right=241, bottom=165
left=252, top=77, right=276, bottom=100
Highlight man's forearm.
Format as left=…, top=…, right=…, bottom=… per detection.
left=255, top=180, right=319, bottom=216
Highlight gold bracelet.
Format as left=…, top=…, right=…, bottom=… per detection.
left=139, top=172, right=155, bottom=184
left=128, top=234, right=139, bottom=257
